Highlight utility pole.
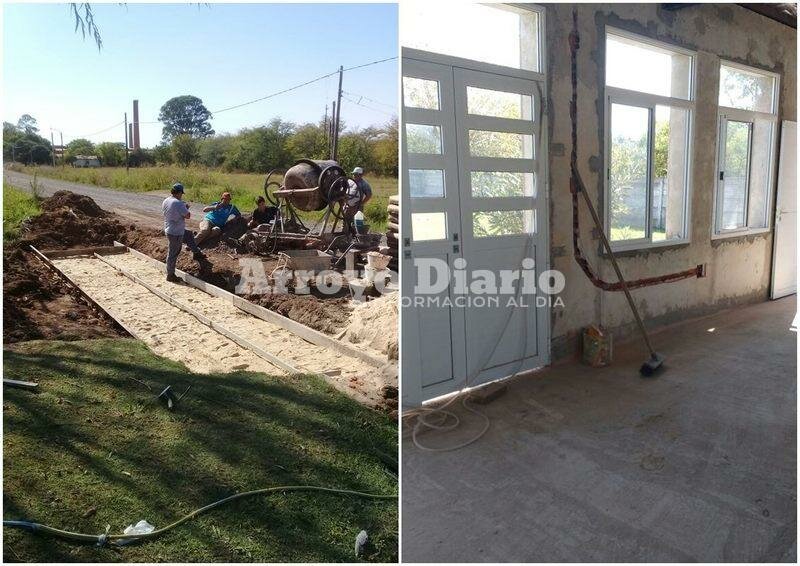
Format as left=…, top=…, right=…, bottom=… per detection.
left=124, top=112, right=130, bottom=172
left=59, top=131, right=64, bottom=167
left=324, top=104, right=329, bottom=156
left=332, top=65, right=343, bottom=161
left=330, top=101, right=336, bottom=158
left=50, top=130, right=56, bottom=167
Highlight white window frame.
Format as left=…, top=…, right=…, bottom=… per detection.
left=603, top=27, right=696, bottom=252
left=712, top=60, right=780, bottom=239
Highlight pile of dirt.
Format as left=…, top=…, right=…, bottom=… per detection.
left=3, top=191, right=132, bottom=342
left=247, top=293, right=352, bottom=334
left=18, top=191, right=127, bottom=250
left=5, top=189, right=363, bottom=344
left=40, top=190, right=106, bottom=217
left=339, top=293, right=399, bottom=360
left=3, top=245, right=124, bottom=343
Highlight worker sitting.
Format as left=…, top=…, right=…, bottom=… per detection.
left=195, top=191, right=241, bottom=246
left=237, top=196, right=278, bottom=246
left=248, top=195, right=278, bottom=229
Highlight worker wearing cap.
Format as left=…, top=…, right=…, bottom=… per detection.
left=195, top=191, right=241, bottom=246
left=162, top=183, right=204, bottom=283
left=350, top=167, right=373, bottom=210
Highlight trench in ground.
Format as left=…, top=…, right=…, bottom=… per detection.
left=52, top=252, right=387, bottom=405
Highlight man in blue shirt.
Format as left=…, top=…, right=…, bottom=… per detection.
left=161, top=183, right=204, bottom=283
left=350, top=167, right=373, bottom=210
left=195, top=191, right=242, bottom=246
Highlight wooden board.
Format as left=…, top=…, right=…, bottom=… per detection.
left=94, top=253, right=301, bottom=374
left=113, top=242, right=387, bottom=368
left=29, top=245, right=134, bottom=337
left=3, top=379, right=38, bottom=391
left=40, top=246, right=129, bottom=259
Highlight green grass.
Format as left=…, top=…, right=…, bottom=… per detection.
left=14, top=165, right=397, bottom=233
left=3, top=183, right=41, bottom=242
left=3, top=339, right=397, bottom=562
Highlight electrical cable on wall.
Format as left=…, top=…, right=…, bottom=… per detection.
left=568, top=10, right=703, bottom=291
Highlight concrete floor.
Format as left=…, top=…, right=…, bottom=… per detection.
left=402, top=298, right=797, bottom=562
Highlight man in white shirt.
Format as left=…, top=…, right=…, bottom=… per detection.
left=162, top=183, right=204, bottom=283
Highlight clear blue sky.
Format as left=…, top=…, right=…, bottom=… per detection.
left=3, top=3, right=398, bottom=148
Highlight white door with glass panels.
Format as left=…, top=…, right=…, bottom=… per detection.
left=402, top=52, right=549, bottom=407
left=771, top=120, right=797, bottom=299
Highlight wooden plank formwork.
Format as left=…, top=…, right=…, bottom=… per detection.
left=110, top=241, right=386, bottom=368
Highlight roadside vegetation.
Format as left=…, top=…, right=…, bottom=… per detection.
left=3, top=338, right=398, bottom=562
left=9, top=164, right=395, bottom=231
left=3, top=183, right=41, bottom=241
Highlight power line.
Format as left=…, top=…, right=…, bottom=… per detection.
left=66, top=56, right=399, bottom=140
left=74, top=120, right=124, bottom=139
left=142, top=56, right=399, bottom=121
left=342, top=90, right=396, bottom=110
left=341, top=94, right=397, bottom=118
left=343, top=56, right=397, bottom=72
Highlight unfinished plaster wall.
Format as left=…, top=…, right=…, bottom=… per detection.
left=545, top=4, right=797, bottom=358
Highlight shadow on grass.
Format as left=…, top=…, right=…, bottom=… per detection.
left=3, top=338, right=397, bottom=563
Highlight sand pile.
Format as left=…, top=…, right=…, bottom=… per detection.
left=340, top=293, right=398, bottom=360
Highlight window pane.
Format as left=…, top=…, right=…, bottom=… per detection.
left=468, top=130, right=533, bottom=159
left=747, top=119, right=774, bottom=228
left=471, top=171, right=535, bottom=198
left=409, top=169, right=445, bottom=198
left=401, top=3, right=540, bottom=72
left=652, top=105, right=688, bottom=241
left=467, top=87, right=533, bottom=120
left=609, top=104, right=650, bottom=241
left=412, top=212, right=447, bottom=241
left=403, top=77, right=440, bottom=110
left=719, top=64, right=776, bottom=113
left=473, top=210, right=535, bottom=237
left=406, top=124, right=442, bottom=154
left=606, top=33, right=692, bottom=100
left=720, top=120, right=751, bottom=230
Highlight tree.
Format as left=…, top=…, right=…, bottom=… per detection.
left=152, top=143, right=173, bottom=165
left=158, top=95, right=214, bottom=142
left=223, top=119, right=294, bottom=172
left=653, top=120, right=669, bottom=179
left=197, top=135, right=234, bottom=168
left=69, top=3, right=102, bottom=50
left=95, top=142, right=125, bottom=166
left=609, top=133, right=648, bottom=230
left=171, top=134, right=198, bottom=166
left=64, top=138, right=95, bottom=163
left=17, top=114, right=39, bottom=135
left=337, top=132, right=371, bottom=173
left=286, top=121, right=329, bottom=160
left=3, top=119, right=52, bottom=164
left=370, top=118, right=398, bottom=177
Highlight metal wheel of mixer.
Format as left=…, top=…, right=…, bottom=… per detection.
left=263, top=168, right=284, bottom=206
left=326, top=176, right=362, bottom=221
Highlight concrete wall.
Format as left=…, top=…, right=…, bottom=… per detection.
left=544, top=3, right=797, bottom=358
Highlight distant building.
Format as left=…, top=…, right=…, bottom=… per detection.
left=72, top=155, right=101, bottom=168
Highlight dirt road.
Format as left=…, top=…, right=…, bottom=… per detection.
left=3, top=169, right=200, bottom=229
